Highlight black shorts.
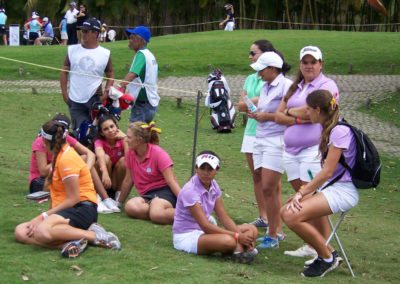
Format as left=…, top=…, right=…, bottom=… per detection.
left=0, top=25, right=5, bottom=36
left=141, top=186, right=177, bottom=208
left=56, top=201, right=98, bottom=230
left=29, top=177, right=45, bottom=193
left=29, top=32, right=39, bottom=41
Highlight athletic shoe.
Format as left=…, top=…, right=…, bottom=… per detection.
left=301, top=255, right=339, bottom=277
left=284, top=244, right=317, bottom=258
left=88, top=223, right=121, bottom=250
left=232, top=251, right=257, bottom=264
left=103, top=198, right=121, bottom=213
left=249, top=217, right=269, bottom=228
left=97, top=200, right=113, bottom=214
left=304, top=250, right=343, bottom=268
left=60, top=239, right=88, bottom=258
left=257, top=236, right=279, bottom=249
left=257, top=232, right=286, bottom=242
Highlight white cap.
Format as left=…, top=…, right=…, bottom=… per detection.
left=250, top=52, right=283, bottom=71
left=196, top=153, right=220, bottom=170
left=300, top=46, right=322, bottom=60
left=43, top=17, right=49, bottom=22
left=32, top=14, right=38, bottom=19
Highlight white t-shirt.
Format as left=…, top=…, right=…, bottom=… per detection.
left=65, top=9, right=78, bottom=24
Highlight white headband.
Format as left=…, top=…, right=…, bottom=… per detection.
left=40, top=128, right=53, bottom=141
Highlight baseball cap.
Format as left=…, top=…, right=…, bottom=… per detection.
left=224, top=3, right=233, bottom=9
left=300, top=46, right=322, bottom=60
left=32, top=14, right=38, bottom=19
left=43, top=17, right=49, bottom=22
left=250, top=52, right=284, bottom=71
left=81, top=18, right=101, bottom=31
left=125, top=26, right=151, bottom=42
left=196, top=153, right=220, bottom=170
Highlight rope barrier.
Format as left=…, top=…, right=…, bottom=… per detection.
left=0, top=56, right=200, bottom=96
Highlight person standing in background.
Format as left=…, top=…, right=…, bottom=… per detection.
left=219, top=3, right=235, bottom=31
left=59, top=17, right=68, bottom=45
left=75, top=4, right=88, bottom=43
left=0, top=8, right=7, bottom=46
left=65, top=1, right=78, bottom=45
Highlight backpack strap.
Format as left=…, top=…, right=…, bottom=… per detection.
left=320, top=154, right=348, bottom=190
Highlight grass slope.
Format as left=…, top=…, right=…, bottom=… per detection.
left=0, top=30, right=399, bottom=81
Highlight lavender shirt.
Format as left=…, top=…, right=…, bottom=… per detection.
left=173, top=175, right=221, bottom=234
left=284, top=73, right=339, bottom=155
left=256, top=74, right=292, bottom=138
left=328, top=125, right=356, bottom=183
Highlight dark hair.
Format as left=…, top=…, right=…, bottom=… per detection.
left=306, top=90, right=339, bottom=156
left=42, top=120, right=67, bottom=184
left=52, top=113, right=71, bottom=129
left=97, top=114, right=119, bottom=139
left=253, top=39, right=291, bottom=75
left=128, top=121, right=160, bottom=145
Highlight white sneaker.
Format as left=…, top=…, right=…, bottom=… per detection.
left=103, top=198, right=121, bottom=213
left=284, top=244, right=317, bottom=258
left=97, top=200, right=113, bottom=214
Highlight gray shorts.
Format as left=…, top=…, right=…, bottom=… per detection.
left=69, top=95, right=101, bottom=131
left=130, top=100, right=157, bottom=123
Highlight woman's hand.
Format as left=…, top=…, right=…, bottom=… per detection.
left=286, top=192, right=303, bottom=213
left=102, top=172, right=112, bottom=189
left=238, top=231, right=254, bottom=247
left=26, top=216, right=42, bottom=238
left=115, top=129, right=127, bottom=140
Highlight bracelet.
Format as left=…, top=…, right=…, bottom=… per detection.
left=40, top=212, right=49, bottom=220
left=295, top=117, right=301, bottom=124
left=234, top=233, right=239, bottom=241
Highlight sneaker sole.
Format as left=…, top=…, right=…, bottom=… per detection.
left=61, top=239, right=88, bottom=258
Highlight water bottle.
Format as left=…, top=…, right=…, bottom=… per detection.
left=243, top=95, right=257, bottom=113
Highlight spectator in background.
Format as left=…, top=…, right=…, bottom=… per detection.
left=65, top=1, right=78, bottom=45
left=100, top=23, right=108, bottom=43
left=35, top=17, right=54, bottom=45
left=59, top=17, right=68, bottom=45
left=0, top=8, right=7, bottom=46
left=75, top=4, right=88, bottom=43
left=24, top=14, right=42, bottom=44
left=219, top=3, right=235, bottom=31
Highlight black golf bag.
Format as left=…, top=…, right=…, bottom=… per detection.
left=206, top=69, right=236, bottom=133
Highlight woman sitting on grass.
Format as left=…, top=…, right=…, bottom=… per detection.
left=15, top=120, right=121, bottom=258
left=117, top=121, right=181, bottom=224
left=281, top=90, right=359, bottom=277
left=94, top=115, right=128, bottom=203
left=172, top=151, right=258, bottom=263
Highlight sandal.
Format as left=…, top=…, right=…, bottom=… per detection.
left=60, top=239, right=88, bottom=258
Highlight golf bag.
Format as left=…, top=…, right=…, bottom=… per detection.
left=205, top=69, right=236, bottom=133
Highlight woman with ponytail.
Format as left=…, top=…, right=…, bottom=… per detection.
left=16, top=120, right=121, bottom=258
left=281, top=90, right=359, bottom=277
left=117, top=121, right=181, bottom=224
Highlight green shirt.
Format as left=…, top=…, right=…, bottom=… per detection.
left=243, top=73, right=264, bottom=136
left=129, top=50, right=147, bottom=101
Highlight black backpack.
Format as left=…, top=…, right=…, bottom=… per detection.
left=323, top=120, right=381, bottom=189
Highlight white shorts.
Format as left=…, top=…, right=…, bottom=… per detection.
left=318, top=182, right=359, bottom=213
left=283, top=145, right=321, bottom=182
left=173, top=230, right=204, bottom=254
left=253, top=135, right=284, bottom=173
left=225, top=22, right=235, bottom=31
left=61, top=31, right=68, bottom=40
left=241, top=135, right=256, bottom=153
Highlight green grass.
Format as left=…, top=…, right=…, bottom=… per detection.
left=0, top=30, right=400, bottom=81
left=358, top=91, right=400, bottom=128
left=0, top=91, right=399, bottom=283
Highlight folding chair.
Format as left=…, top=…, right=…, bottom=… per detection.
left=326, top=211, right=355, bottom=277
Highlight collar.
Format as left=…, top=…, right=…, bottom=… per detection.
left=193, top=175, right=217, bottom=195
left=298, top=72, right=325, bottom=89
left=268, top=73, right=284, bottom=87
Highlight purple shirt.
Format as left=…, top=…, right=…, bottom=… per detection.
left=256, top=74, right=292, bottom=138
left=173, top=175, right=221, bottom=234
left=328, top=125, right=356, bottom=183
left=284, top=73, right=339, bottom=155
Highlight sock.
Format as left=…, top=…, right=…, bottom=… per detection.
left=323, top=254, right=333, bottom=263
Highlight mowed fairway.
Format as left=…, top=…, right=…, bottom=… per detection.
left=0, top=30, right=399, bottom=283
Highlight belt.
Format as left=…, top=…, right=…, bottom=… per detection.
left=79, top=201, right=97, bottom=208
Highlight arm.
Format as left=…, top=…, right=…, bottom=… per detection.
left=94, top=145, right=112, bottom=188
left=117, top=170, right=133, bottom=204
left=73, top=141, right=95, bottom=169
left=102, top=56, right=114, bottom=100
left=219, top=15, right=230, bottom=26
left=248, top=110, right=276, bottom=122
left=60, top=55, right=70, bottom=104
left=162, top=167, right=181, bottom=197
left=287, top=145, right=343, bottom=212
left=35, top=151, right=51, bottom=177
left=237, top=91, right=259, bottom=113
left=275, top=99, right=310, bottom=125
left=119, top=72, right=137, bottom=90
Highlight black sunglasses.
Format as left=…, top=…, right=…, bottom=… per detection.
left=249, top=51, right=257, bottom=57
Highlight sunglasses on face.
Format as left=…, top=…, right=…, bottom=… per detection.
left=301, top=59, right=318, bottom=65
left=249, top=51, right=257, bottom=57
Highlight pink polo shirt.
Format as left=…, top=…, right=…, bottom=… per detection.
left=125, top=144, right=173, bottom=195
left=94, top=138, right=125, bottom=165
left=29, top=135, right=78, bottom=183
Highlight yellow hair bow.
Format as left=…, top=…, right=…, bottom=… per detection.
left=140, top=121, right=162, bottom=133
left=330, top=97, right=337, bottom=110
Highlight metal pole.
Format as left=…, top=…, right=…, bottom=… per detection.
left=191, top=90, right=203, bottom=177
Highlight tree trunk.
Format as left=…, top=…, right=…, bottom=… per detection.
left=285, top=0, right=292, bottom=29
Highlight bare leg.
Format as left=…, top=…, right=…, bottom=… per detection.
left=112, top=157, right=126, bottom=191
left=148, top=198, right=175, bottom=225
left=248, top=153, right=267, bottom=221
left=261, top=168, right=281, bottom=237
left=91, top=167, right=109, bottom=200
left=124, top=197, right=150, bottom=220
left=197, top=234, right=237, bottom=255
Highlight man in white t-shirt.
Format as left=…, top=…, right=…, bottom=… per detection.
left=60, top=18, right=114, bottom=133
left=64, top=1, right=78, bottom=45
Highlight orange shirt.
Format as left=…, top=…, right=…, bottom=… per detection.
left=49, top=144, right=97, bottom=208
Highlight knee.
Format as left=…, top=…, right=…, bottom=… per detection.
left=281, top=208, right=296, bottom=228
left=15, top=224, right=28, bottom=243
left=115, top=158, right=125, bottom=170
left=34, top=226, right=53, bottom=244
left=124, top=198, right=145, bottom=218
left=221, top=235, right=237, bottom=251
